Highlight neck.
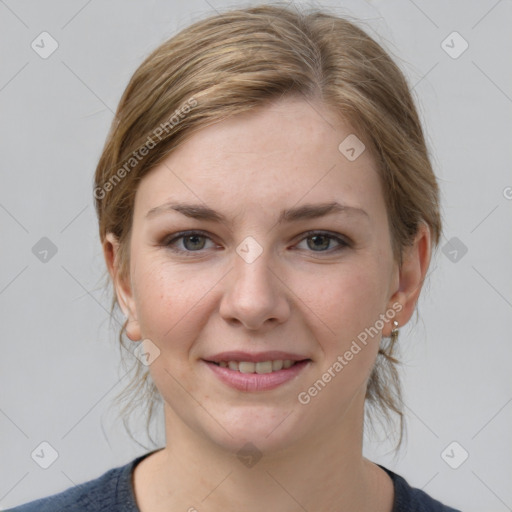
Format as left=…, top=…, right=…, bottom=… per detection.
left=134, top=389, right=393, bottom=512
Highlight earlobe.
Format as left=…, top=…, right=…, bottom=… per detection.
left=103, top=232, right=141, bottom=341
left=385, top=223, right=431, bottom=335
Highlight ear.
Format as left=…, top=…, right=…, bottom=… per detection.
left=103, top=232, right=141, bottom=341
left=384, top=222, right=431, bottom=335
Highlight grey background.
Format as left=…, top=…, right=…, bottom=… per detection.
left=1, top=0, right=511, bottom=510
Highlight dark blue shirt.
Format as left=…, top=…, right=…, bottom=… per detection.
left=7, top=450, right=462, bottom=511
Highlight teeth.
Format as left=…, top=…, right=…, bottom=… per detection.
left=272, top=360, right=283, bottom=371
left=216, top=359, right=298, bottom=373
left=239, top=361, right=257, bottom=374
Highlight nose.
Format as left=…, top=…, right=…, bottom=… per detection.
left=219, top=246, right=290, bottom=332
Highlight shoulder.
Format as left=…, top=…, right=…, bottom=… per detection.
left=6, top=452, right=154, bottom=512
left=378, top=465, right=463, bottom=512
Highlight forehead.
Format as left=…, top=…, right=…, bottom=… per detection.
left=134, top=96, right=384, bottom=220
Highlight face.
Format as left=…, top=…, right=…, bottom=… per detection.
left=107, top=96, right=426, bottom=455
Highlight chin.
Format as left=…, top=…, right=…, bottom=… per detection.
left=202, top=406, right=308, bottom=456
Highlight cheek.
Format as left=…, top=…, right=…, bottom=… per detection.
left=131, top=256, right=218, bottom=349
left=132, top=257, right=186, bottom=340
left=297, top=265, right=387, bottom=416
left=302, top=259, right=388, bottom=340
left=303, top=260, right=389, bottom=386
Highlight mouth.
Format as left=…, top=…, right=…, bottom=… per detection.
left=205, top=359, right=311, bottom=373
left=202, top=357, right=312, bottom=392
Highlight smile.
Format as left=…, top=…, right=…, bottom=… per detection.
left=211, top=359, right=302, bottom=373
left=203, top=359, right=311, bottom=391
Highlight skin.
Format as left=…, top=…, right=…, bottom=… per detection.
left=103, top=95, right=431, bottom=512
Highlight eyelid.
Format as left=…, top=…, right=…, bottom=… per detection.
left=295, top=230, right=350, bottom=246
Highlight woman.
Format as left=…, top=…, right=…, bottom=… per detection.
left=10, top=4, right=462, bottom=511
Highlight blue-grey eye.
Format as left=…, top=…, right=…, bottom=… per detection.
left=181, top=234, right=207, bottom=251
left=296, top=232, right=348, bottom=253
left=307, top=234, right=332, bottom=251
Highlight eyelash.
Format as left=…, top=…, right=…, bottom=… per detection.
left=160, top=230, right=350, bottom=257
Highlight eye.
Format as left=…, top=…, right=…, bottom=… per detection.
left=295, top=231, right=349, bottom=253
left=160, top=230, right=350, bottom=256
left=162, top=231, right=216, bottom=255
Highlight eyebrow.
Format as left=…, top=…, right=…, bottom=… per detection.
left=146, top=201, right=368, bottom=224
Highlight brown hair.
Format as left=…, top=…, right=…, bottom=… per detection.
left=94, top=3, right=441, bottom=450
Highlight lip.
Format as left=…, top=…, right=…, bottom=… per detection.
left=204, top=350, right=310, bottom=363
left=202, top=359, right=311, bottom=392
